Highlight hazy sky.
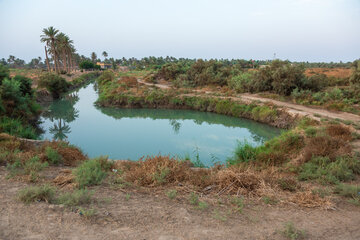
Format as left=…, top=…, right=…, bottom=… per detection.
left=0, top=0, right=359, bottom=62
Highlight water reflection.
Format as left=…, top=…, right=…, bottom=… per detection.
left=42, top=93, right=79, bottom=140
left=40, top=83, right=282, bottom=166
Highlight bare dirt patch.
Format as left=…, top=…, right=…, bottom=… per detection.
left=1, top=166, right=360, bottom=240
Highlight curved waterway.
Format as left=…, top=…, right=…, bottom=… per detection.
left=40, top=83, right=281, bottom=166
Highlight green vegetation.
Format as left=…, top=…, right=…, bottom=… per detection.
left=38, top=73, right=69, bottom=98
left=298, top=156, right=360, bottom=184
left=18, top=184, right=56, bottom=204
left=7, top=156, right=48, bottom=182
left=71, top=71, right=100, bottom=87
left=79, top=60, right=100, bottom=70
left=166, top=189, right=177, bottom=199
left=0, top=116, right=37, bottom=139
left=57, top=189, right=94, bottom=207
left=45, top=146, right=62, bottom=165
left=230, top=196, right=244, bottom=213
left=0, top=64, right=40, bottom=139
left=73, top=157, right=110, bottom=188
left=281, top=222, right=306, bottom=240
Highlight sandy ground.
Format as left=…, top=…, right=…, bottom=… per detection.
left=1, top=166, right=360, bottom=240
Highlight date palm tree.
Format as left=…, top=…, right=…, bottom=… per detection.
left=91, top=52, right=97, bottom=63
left=102, top=51, right=108, bottom=59
left=41, top=26, right=59, bottom=73
left=57, top=32, right=68, bottom=72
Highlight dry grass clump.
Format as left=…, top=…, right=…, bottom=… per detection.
left=120, top=155, right=190, bottom=186
left=302, top=125, right=352, bottom=163
left=288, top=191, right=333, bottom=208
left=41, top=142, right=87, bottom=166
left=325, top=124, right=352, bottom=141
left=53, top=169, right=76, bottom=189
left=215, top=167, right=262, bottom=196
left=0, top=133, right=21, bottom=152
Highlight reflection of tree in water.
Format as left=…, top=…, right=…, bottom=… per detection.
left=169, top=119, right=181, bottom=134
left=42, top=93, right=79, bottom=140
left=49, top=119, right=71, bottom=141
left=251, top=134, right=265, bottom=144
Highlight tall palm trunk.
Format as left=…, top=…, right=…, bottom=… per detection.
left=62, top=49, right=67, bottom=72
left=68, top=52, right=72, bottom=72
left=44, top=46, right=51, bottom=72
left=51, top=41, right=59, bottom=73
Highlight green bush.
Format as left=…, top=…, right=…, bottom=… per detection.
left=24, top=156, right=48, bottom=181
left=299, top=156, right=360, bottom=184
left=227, top=72, right=254, bottom=92
left=79, top=60, right=99, bottom=70
left=271, top=62, right=305, bottom=96
left=97, top=70, right=115, bottom=86
left=334, top=183, right=360, bottom=198
left=73, top=157, right=108, bottom=188
left=227, top=141, right=258, bottom=165
left=57, top=189, right=93, bottom=207
left=38, top=73, right=69, bottom=99
left=0, top=63, right=9, bottom=84
left=302, top=74, right=328, bottom=91
left=12, top=75, right=33, bottom=97
left=45, top=147, right=62, bottom=165
left=18, top=184, right=56, bottom=204
left=0, top=116, right=37, bottom=139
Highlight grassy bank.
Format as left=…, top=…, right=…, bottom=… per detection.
left=95, top=71, right=297, bottom=128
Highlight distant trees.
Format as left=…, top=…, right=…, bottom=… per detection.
left=40, top=26, right=76, bottom=73
left=91, top=52, right=97, bottom=63
left=79, top=60, right=100, bottom=70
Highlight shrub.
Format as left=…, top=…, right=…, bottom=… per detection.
left=281, top=222, right=306, bottom=240
left=227, top=141, right=258, bottom=165
left=57, top=189, right=93, bottom=207
left=45, top=146, right=62, bottom=165
left=97, top=70, right=115, bottom=86
left=73, top=157, right=108, bottom=188
left=271, top=63, right=305, bottom=96
left=79, top=60, right=96, bottom=70
left=304, top=127, right=317, bottom=137
left=12, top=75, right=33, bottom=96
left=299, top=156, right=360, bottom=184
left=38, top=73, right=69, bottom=99
left=227, top=72, right=254, bottom=92
left=0, top=117, right=37, bottom=139
left=166, top=189, right=177, bottom=199
left=334, top=183, right=360, bottom=198
left=301, top=73, right=328, bottom=91
left=18, top=184, right=56, bottom=204
left=24, top=156, right=48, bottom=182
left=0, top=63, right=9, bottom=84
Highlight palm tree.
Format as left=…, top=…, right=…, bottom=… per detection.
left=57, top=32, right=68, bottom=72
left=102, top=51, right=108, bottom=59
left=91, top=52, right=97, bottom=63
left=41, top=26, right=59, bottom=73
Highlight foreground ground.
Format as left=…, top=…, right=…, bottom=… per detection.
left=1, top=166, right=360, bottom=240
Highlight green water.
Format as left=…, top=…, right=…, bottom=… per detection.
left=40, top=83, right=281, bottom=166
